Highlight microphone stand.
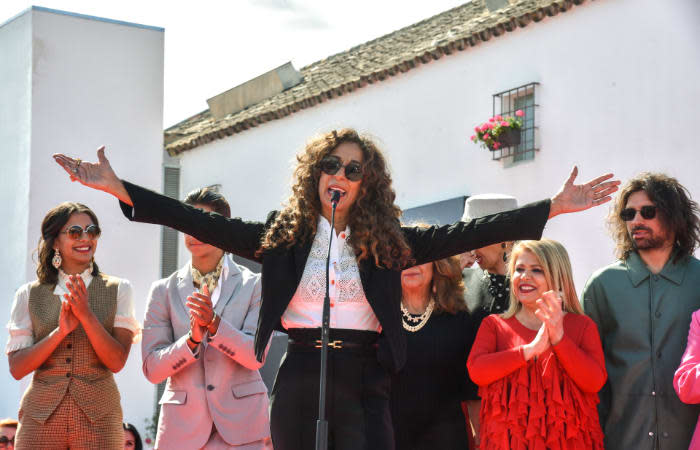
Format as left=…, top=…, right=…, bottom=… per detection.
left=315, top=190, right=340, bottom=450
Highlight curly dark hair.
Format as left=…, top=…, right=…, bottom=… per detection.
left=608, top=172, right=700, bottom=262
left=36, top=202, right=101, bottom=285
left=432, top=256, right=468, bottom=315
left=259, top=128, right=412, bottom=269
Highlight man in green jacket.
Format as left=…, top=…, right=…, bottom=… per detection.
left=583, top=172, right=700, bottom=450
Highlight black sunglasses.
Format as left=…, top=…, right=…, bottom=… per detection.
left=319, top=155, right=363, bottom=182
left=0, top=435, right=13, bottom=445
left=620, top=205, right=657, bottom=221
left=60, top=224, right=101, bottom=240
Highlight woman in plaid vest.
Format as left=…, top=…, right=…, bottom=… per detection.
left=6, top=202, right=139, bottom=449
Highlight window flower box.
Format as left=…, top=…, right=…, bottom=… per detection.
left=470, top=110, right=524, bottom=151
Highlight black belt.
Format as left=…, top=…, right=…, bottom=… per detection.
left=287, top=328, right=379, bottom=352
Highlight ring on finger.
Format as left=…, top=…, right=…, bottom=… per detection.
left=73, top=159, right=82, bottom=174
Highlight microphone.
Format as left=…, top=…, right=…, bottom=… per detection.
left=330, top=189, right=341, bottom=206
left=317, top=187, right=341, bottom=450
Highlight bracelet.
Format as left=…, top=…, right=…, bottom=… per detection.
left=187, top=330, right=201, bottom=345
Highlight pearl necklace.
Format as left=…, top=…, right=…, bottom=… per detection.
left=401, top=298, right=435, bottom=332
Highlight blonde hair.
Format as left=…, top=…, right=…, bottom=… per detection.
left=502, top=239, right=583, bottom=318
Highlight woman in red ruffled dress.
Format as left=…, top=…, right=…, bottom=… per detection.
left=467, top=239, right=606, bottom=450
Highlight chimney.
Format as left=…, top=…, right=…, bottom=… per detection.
left=207, top=62, right=303, bottom=119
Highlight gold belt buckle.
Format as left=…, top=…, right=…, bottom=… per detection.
left=315, top=339, right=343, bottom=349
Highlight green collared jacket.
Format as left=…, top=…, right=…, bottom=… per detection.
left=583, top=251, right=700, bottom=450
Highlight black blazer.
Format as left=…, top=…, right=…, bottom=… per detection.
left=120, top=181, right=550, bottom=371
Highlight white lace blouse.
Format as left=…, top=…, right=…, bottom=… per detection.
left=281, top=217, right=381, bottom=331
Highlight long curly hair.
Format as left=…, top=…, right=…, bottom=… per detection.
left=432, top=256, right=468, bottom=315
left=259, top=128, right=412, bottom=269
left=608, top=172, right=700, bottom=263
left=36, top=202, right=101, bottom=285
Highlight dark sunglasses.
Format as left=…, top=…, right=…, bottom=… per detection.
left=620, top=205, right=657, bottom=221
left=0, top=435, right=13, bottom=445
left=60, top=224, right=101, bottom=240
left=319, top=155, right=363, bottom=182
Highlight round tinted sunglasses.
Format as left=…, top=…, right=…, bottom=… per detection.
left=319, top=155, right=363, bottom=182
left=60, top=224, right=101, bottom=240
left=620, top=205, right=657, bottom=221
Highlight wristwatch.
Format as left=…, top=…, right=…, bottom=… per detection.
left=187, top=330, right=201, bottom=346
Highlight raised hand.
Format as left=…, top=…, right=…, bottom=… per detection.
left=522, top=323, right=551, bottom=361
left=58, top=300, right=79, bottom=336
left=534, top=291, right=565, bottom=345
left=53, top=147, right=133, bottom=206
left=549, top=166, right=620, bottom=218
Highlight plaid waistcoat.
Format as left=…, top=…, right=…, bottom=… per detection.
left=19, top=274, right=121, bottom=424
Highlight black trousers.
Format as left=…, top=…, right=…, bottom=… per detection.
left=270, top=329, right=394, bottom=450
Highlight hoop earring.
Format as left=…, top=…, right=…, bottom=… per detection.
left=52, top=249, right=62, bottom=269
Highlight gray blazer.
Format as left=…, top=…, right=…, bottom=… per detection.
left=142, top=254, right=270, bottom=449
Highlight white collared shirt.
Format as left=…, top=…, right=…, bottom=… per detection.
left=5, top=268, right=141, bottom=354
left=281, top=216, right=381, bottom=331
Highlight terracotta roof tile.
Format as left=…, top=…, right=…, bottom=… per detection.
left=165, top=0, right=589, bottom=155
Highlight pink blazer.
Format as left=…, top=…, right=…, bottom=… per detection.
left=142, top=256, right=270, bottom=449
left=674, top=309, right=700, bottom=450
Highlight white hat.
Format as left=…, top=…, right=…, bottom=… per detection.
left=462, top=194, right=518, bottom=222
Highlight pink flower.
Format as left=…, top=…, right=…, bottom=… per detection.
left=474, top=126, right=480, bottom=133
left=500, top=121, right=508, bottom=127
left=145, top=438, right=152, bottom=444
left=495, top=115, right=503, bottom=121
left=515, top=109, right=524, bottom=117
left=470, top=135, right=476, bottom=141
left=488, top=117, right=495, bottom=123
left=483, top=133, right=490, bottom=139
left=493, top=142, right=501, bottom=149
left=480, top=124, right=488, bottom=132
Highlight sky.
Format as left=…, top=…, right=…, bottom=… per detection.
left=0, top=0, right=469, bottom=127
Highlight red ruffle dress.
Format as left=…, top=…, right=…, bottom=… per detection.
left=467, top=313, right=606, bottom=450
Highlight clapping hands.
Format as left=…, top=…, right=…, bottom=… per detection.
left=187, top=284, right=215, bottom=327
left=58, top=300, right=79, bottom=336
left=522, top=291, right=565, bottom=361
left=64, top=275, right=93, bottom=323
left=187, top=284, right=219, bottom=340
left=534, top=291, right=565, bottom=345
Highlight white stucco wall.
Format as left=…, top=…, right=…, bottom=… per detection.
left=175, top=0, right=700, bottom=295
left=0, top=10, right=33, bottom=419
left=1, top=7, right=164, bottom=433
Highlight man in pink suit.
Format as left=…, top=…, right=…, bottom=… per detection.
left=142, top=188, right=271, bottom=449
